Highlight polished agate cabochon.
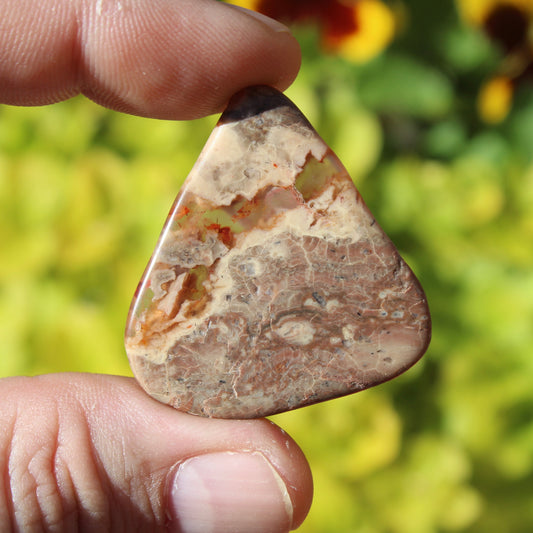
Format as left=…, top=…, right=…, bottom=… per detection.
left=125, top=86, right=431, bottom=418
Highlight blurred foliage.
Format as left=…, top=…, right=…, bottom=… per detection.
left=2, top=0, right=533, bottom=531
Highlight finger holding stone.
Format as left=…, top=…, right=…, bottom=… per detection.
left=0, top=0, right=301, bottom=119
left=0, top=373, right=312, bottom=532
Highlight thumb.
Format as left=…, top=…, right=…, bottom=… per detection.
left=1, top=373, right=312, bottom=532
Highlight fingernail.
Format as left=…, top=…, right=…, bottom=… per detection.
left=229, top=5, right=292, bottom=34
left=169, top=451, right=294, bottom=533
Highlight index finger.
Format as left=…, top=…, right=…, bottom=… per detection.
left=0, top=0, right=301, bottom=119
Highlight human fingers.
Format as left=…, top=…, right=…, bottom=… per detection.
left=0, top=0, right=301, bottom=119
left=0, top=373, right=312, bottom=532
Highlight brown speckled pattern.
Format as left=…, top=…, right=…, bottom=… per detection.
left=125, top=86, right=431, bottom=418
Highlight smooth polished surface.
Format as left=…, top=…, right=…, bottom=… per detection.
left=125, top=86, right=431, bottom=418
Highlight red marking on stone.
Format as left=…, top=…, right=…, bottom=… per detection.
left=206, top=223, right=233, bottom=246
left=177, top=206, right=190, bottom=218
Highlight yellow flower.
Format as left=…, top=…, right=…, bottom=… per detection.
left=457, top=1, right=533, bottom=121
left=477, top=75, right=514, bottom=123
left=228, top=0, right=260, bottom=9
left=326, top=0, right=396, bottom=63
left=456, top=0, right=533, bottom=25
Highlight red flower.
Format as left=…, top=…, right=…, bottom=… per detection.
left=229, top=0, right=396, bottom=63
left=254, top=0, right=359, bottom=46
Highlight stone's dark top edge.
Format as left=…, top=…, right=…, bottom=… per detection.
left=219, top=85, right=303, bottom=125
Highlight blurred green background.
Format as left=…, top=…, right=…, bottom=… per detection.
left=2, top=0, right=533, bottom=531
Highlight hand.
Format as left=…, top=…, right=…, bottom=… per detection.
left=0, top=1, right=311, bottom=532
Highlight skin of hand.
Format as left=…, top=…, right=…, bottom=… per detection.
left=0, top=1, right=312, bottom=532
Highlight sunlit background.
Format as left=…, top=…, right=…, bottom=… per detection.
left=1, top=0, right=533, bottom=530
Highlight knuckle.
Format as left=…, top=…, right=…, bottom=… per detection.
left=5, top=410, right=74, bottom=531
left=1, top=378, right=166, bottom=532
left=1, top=391, right=110, bottom=532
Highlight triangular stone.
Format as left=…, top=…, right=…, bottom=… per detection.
left=125, top=86, right=431, bottom=418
